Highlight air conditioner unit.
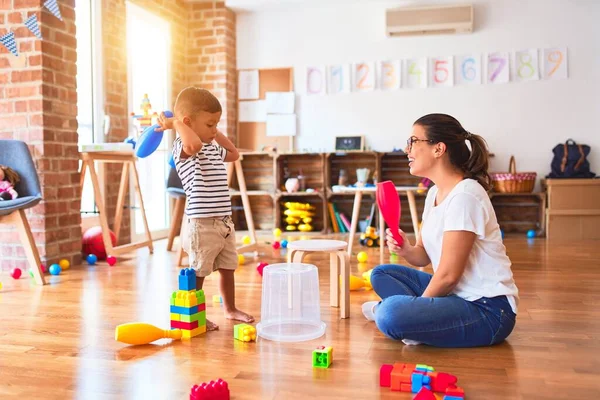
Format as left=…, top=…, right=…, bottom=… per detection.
left=385, top=3, right=473, bottom=37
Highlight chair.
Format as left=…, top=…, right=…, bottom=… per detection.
left=0, top=140, right=45, bottom=285
left=166, top=167, right=186, bottom=251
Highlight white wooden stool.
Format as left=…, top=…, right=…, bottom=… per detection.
left=287, top=239, right=350, bottom=319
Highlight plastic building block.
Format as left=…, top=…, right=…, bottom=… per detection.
left=170, top=305, right=199, bottom=315
left=442, top=397, right=464, bottom=400
left=180, top=311, right=206, bottom=324
left=431, top=373, right=458, bottom=393
left=412, top=372, right=431, bottom=393
left=414, top=387, right=437, bottom=400
left=170, top=320, right=199, bottom=330
left=401, top=383, right=413, bottom=392
left=380, top=364, right=393, bottom=387
left=390, top=363, right=416, bottom=391
left=182, top=325, right=207, bottom=339
left=212, top=294, right=222, bottom=303
left=172, top=290, right=199, bottom=307
left=179, top=268, right=196, bottom=291
left=196, top=289, right=205, bottom=304
left=445, top=386, right=464, bottom=397
left=190, top=378, right=230, bottom=400
left=312, top=346, right=333, bottom=368
left=234, top=323, right=256, bottom=342
left=171, top=313, right=181, bottom=321
left=416, top=364, right=435, bottom=372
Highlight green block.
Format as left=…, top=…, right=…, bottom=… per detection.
left=312, top=346, right=332, bottom=368
left=179, top=311, right=206, bottom=326
left=170, top=292, right=176, bottom=306
left=195, top=289, right=205, bottom=305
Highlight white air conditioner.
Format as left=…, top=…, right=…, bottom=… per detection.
left=385, top=3, right=473, bottom=37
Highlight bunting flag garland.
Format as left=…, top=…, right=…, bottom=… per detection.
left=0, top=32, right=19, bottom=57
left=44, top=0, right=63, bottom=21
left=24, top=14, right=42, bottom=40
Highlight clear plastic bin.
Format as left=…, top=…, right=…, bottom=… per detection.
left=257, top=263, right=326, bottom=342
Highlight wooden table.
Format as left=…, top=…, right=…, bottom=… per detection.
left=335, top=186, right=423, bottom=263
left=79, top=151, right=153, bottom=257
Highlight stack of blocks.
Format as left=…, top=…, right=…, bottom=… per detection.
left=171, top=268, right=206, bottom=339
left=380, top=362, right=465, bottom=399
left=312, top=346, right=333, bottom=368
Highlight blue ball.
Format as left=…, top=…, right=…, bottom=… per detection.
left=86, top=254, right=98, bottom=265
left=49, top=264, right=61, bottom=275
left=281, top=239, right=288, bottom=248
left=526, top=230, right=536, bottom=238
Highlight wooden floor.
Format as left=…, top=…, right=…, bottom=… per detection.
left=1, top=234, right=600, bottom=400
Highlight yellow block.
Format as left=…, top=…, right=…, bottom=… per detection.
left=170, top=313, right=180, bottom=321
left=174, top=290, right=198, bottom=307
left=181, top=325, right=207, bottom=339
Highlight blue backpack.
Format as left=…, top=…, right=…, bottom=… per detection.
left=547, top=139, right=595, bottom=179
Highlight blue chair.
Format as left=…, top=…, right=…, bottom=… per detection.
left=166, top=167, right=186, bottom=252
left=0, top=140, right=46, bottom=285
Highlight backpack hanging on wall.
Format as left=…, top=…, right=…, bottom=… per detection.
left=547, top=139, right=596, bottom=178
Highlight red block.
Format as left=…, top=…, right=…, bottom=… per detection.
left=430, top=372, right=458, bottom=392
left=380, top=364, right=393, bottom=387
left=445, top=386, right=465, bottom=397
left=171, top=320, right=199, bottom=330
left=190, top=379, right=230, bottom=400
left=198, top=303, right=206, bottom=312
left=414, top=387, right=436, bottom=400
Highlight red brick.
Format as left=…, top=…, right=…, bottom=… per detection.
left=8, top=11, right=23, bottom=23
left=14, top=0, right=39, bottom=8
left=29, top=54, right=42, bottom=66
left=15, top=100, right=28, bottom=112
left=0, top=115, right=27, bottom=130
left=0, top=101, right=13, bottom=113
left=12, top=70, right=42, bottom=82
left=7, top=85, right=38, bottom=98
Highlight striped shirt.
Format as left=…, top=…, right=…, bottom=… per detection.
left=172, top=137, right=231, bottom=218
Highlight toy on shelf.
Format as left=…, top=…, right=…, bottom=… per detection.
left=115, top=322, right=182, bottom=345
left=130, top=93, right=158, bottom=130
left=234, top=323, right=256, bottom=342
left=171, top=268, right=207, bottom=339
left=312, top=345, right=333, bottom=368
left=359, top=226, right=380, bottom=247
left=283, top=201, right=315, bottom=232
left=376, top=181, right=404, bottom=247
left=190, top=378, right=230, bottom=400
left=379, top=362, right=464, bottom=399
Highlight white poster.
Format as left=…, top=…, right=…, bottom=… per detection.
left=327, top=64, right=351, bottom=94
left=514, top=49, right=539, bottom=82
left=266, top=114, right=296, bottom=137
left=306, top=66, right=326, bottom=95
left=238, top=100, right=267, bottom=122
left=455, top=54, right=482, bottom=85
left=430, top=56, right=454, bottom=87
left=542, top=47, right=568, bottom=80
left=487, top=52, right=510, bottom=84
left=238, top=69, right=259, bottom=100
left=353, top=62, right=376, bottom=92
left=379, top=60, right=401, bottom=90
left=406, top=58, right=428, bottom=89
left=265, top=92, right=295, bottom=114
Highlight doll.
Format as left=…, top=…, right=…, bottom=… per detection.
left=0, top=165, right=19, bottom=201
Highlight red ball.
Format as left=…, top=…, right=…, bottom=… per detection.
left=107, top=255, right=117, bottom=266
left=272, top=241, right=281, bottom=249
left=82, top=226, right=116, bottom=260
left=10, top=268, right=22, bottom=279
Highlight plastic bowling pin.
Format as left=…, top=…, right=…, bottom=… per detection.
left=376, top=181, right=404, bottom=247
left=115, top=322, right=182, bottom=345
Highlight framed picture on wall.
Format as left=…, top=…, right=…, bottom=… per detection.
left=335, top=136, right=365, bottom=152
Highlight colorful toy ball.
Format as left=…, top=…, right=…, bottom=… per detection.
left=238, top=254, right=245, bottom=265
left=526, top=229, right=535, bottom=238
left=58, top=259, right=70, bottom=270
left=242, top=235, right=251, bottom=245
left=257, top=262, right=268, bottom=276
left=272, top=241, right=281, bottom=250
left=357, top=251, right=368, bottom=263
left=10, top=267, right=22, bottom=279
left=107, top=255, right=117, bottom=266
left=281, top=239, right=288, bottom=248
left=49, top=264, right=61, bottom=275
left=86, top=254, right=98, bottom=265
left=82, top=226, right=116, bottom=260
left=273, top=228, right=282, bottom=237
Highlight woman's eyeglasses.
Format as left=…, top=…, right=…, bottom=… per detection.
left=406, top=137, right=434, bottom=152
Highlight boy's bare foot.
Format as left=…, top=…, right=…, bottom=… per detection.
left=206, top=319, right=219, bottom=331
left=225, top=309, right=255, bottom=323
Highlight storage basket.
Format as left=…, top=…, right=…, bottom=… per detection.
left=491, top=155, right=536, bottom=193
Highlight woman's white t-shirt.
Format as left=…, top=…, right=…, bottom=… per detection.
left=420, top=179, right=519, bottom=314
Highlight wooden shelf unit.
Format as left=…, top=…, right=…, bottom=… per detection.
left=489, top=192, right=546, bottom=236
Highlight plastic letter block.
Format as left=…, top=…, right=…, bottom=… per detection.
left=182, top=325, right=207, bottom=339
left=170, top=320, right=199, bottom=330
left=190, top=378, right=230, bottom=400
left=179, top=268, right=196, bottom=291
left=414, top=387, right=437, bottom=400
left=380, top=364, right=393, bottom=387
left=233, top=323, right=256, bottom=342
left=170, top=305, right=199, bottom=315
left=312, top=346, right=333, bottom=368
left=431, top=373, right=458, bottom=393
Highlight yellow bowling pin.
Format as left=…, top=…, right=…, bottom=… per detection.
left=115, top=322, right=182, bottom=345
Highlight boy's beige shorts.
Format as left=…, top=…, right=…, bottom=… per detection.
left=183, top=216, right=238, bottom=277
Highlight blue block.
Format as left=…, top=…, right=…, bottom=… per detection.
left=411, top=373, right=431, bottom=393
left=179, top=268, right=196, bottom=291
left=170, top=305, right=199, bottom=315
left=443, top=397, right=464, bottom=400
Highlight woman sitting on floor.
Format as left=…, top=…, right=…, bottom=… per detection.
left=363, top=113, right=519, bottom=348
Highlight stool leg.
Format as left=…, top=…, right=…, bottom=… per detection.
left=292, top=250, right=306, bottom=263
left=330, top=252, right=340, bottom=308
left=339, top=251, right=350, bottom=319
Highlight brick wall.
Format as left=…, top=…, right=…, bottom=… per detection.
left=0, top=0, right=81, bottom=271
left=186, top=0, right=237, bottom=144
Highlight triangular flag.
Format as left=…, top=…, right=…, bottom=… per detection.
left=43, top=0, right=63, bottom=21
left=0, top=32, right=18, bottom=57
left=25, top=14, right=42, bottom=39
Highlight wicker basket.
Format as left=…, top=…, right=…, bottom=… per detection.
left=491, top=155, right=536, bottom=193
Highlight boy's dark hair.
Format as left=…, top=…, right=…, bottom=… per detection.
left=174, top=87, right=222, bottom=118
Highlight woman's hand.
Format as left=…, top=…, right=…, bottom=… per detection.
left=386, top=228, right=412, bottom=257
left=156, top=112, right=175, bottom=132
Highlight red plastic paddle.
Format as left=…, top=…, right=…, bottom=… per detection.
left=376, top=181, right=404, bottom=247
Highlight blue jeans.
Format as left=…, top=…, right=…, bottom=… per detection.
left=371, top=264, right=516, bottom=348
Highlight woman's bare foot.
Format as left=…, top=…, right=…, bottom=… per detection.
left=225, top=309, right=255, bottom=323
left=206, top=319, right=219, bottom=331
